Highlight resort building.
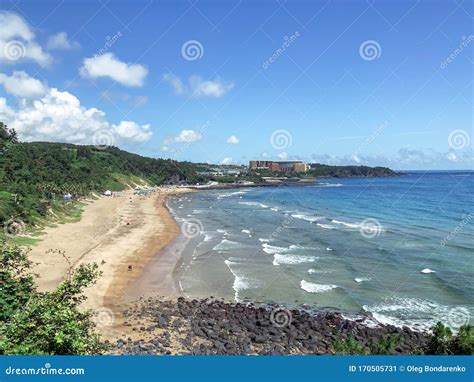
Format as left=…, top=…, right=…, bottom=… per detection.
left=248, top=160, right=310, bottom=173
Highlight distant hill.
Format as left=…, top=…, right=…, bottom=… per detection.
left=309, top=163, right=401, bottom=178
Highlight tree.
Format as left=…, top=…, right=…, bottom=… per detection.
left=0, top=241, right=106, bottom=355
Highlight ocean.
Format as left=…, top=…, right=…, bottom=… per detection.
left=167, top=171, right=473, bottom=331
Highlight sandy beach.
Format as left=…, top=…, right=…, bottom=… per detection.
left=28, top=186, right=192, bottom=334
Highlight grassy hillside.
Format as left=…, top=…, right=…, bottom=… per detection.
left=0, top=124, right=205, bottom=230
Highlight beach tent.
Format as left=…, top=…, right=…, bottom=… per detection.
left=103, top=190, right=112, bottom=196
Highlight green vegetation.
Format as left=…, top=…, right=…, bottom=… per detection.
left=333, top=335, right=369, bottom=355
left=332, top=324, right=473, bottom=355
left=0, top=240, right=105, bottom=354
left=369, top=333, right=404, bottom=355
left=248, top=164, right=399, bottom=179
left=332, top=334, right=403, bottom=355
left=308, top=163, right=400, bottom=178
left=425, top=322, right=473, bottom=355
left=0, top=123, right=206, bottom=233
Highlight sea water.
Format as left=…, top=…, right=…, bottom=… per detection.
left=167, top=171, right=473, bottom=331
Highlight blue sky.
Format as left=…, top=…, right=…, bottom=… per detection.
left=0, top=0, right=472, bottom=169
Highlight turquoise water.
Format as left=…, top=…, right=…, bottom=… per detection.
left=168, top=172, right=473, bottom=331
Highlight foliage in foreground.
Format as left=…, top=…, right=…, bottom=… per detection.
left=332, top=333, right=404, bottom=355
left=332, top=323, right=473, bottom=355
left=0, top=241, right=106, bottom=355
left=425, top=322, right=474, bottom=355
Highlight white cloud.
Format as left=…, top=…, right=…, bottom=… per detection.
left=47, top=32, right=79, bottom=50
left=80, top=53, right=148, bottom=87
left=310, top=147, right=473, bottom=170
left=164, top=129, right=202, bottom=145
left=0, top=12, right=52, bottom=67
left=162, top=73, right=185, bottom=95
left=162, top=73, right=233, bottom=98
left=189, top=76, right=234, bottom=98
left=221, top=157, right=233, bottom=165
left=446, top=152, right=457, bottom=161
left=0, top=74, right=152, bottom=145
left=227, top=135, right=239, bottom=144
left=0, top=71, right=48, bottom=98
left=277, top=152, right=288, bottom=159
left=113, top=121, right=152, bottom=142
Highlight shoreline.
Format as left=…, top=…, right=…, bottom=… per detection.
left=26, top=186, right=194, bottom=339
left=25, top=181, right=464, bottom=348
left=110, top=296, right=431, bottom=355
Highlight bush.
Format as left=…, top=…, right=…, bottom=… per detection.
left=369, top=334, right=403, bottom=355
left=425, top=322, right=474, bottom=355
left=0, top=241, right=106, bottom=355
left=332, top=335, right=368, bottom=355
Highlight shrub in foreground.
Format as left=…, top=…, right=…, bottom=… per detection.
left=0, top=241, right=106, bottom=355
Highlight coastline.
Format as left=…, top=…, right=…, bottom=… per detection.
left=24, top=178, right=470, bottom=350
left=27, top=186, right=194, bottom=336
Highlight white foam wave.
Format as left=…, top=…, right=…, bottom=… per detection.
left=291, top=213, right=323, bottom=223
left=300, top=280, right=338, bottom=293
left=332, top=219, right=385, bottom=232
left=262, top=243, right=290, bottom=254
left=238, top=201, right=270, bottom=209
left=316, top=223, right=336, bottom=229
left=224, top=259, right=259, bottom=301
left=354, top=277, right=371, bottom=283
left=217, top=191, right=248, bottom=199
left=420, top=268, right=435, bottom=274
left=238, top=201, right=260, bottom=206
left=308, top=268, right=333, bottom=274
left=363, top=297, right=471, bottom=331
left=241, top=229, right=252, bottom=237
left=258, top=238, right=270, bottom=243
left=332, top=219, right=362, bottom=229
left=213, top=239, right=243, bottom=251
left=273, top=254, right=318, bottom=266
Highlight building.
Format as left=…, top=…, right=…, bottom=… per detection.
left=248, top=160, right=310, bottom=173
